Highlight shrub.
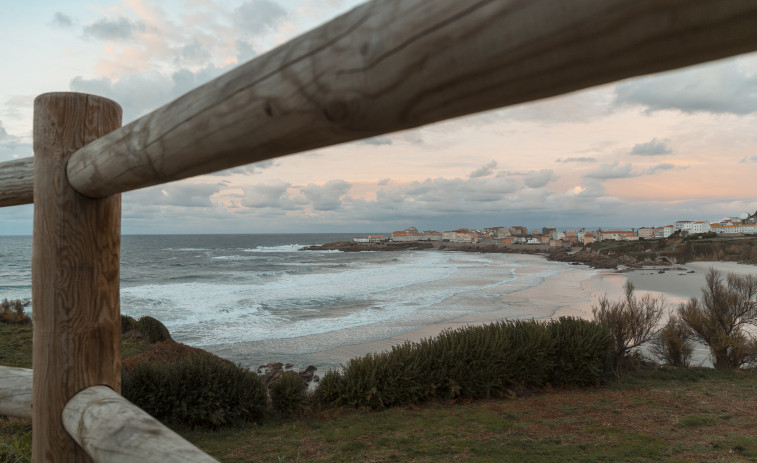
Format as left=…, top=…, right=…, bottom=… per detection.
left=122, top=354, right=268, bottom=429
left=547, top=317, right=614, bottom=385
left=316, top=318, right=614, bottom=409
left=121, top=314, right=137, bottom=333
left=650, top=314, right=694, bottom=367
left=135, top=316, right=173, bottom=343
left=0, top=299, right=31, bottom=326
left=678, top=269, right=757, bottom=369
left=592, top=282, right=665, bottom=373
left=270, top=371, right=308, bottom=417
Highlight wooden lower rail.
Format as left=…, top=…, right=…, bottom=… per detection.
left=0, top=366, right=32, bottom=418
left=0, top=367, right=217, bottom=463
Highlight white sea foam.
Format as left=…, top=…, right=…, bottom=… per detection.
left=120, top=251, right=550, bottom=347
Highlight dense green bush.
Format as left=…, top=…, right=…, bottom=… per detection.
left=270, top=371, right=308, bottom=417
left=547, top=317, right=615, bottom=385
left=0, top=299, right=31, bottom=326
left=135, top=316, right=173, bottom=343
left=120, top=314, right=172, bottom=343
left=317, top=317, right=613, bottom=409
left=121, top=314, right=137, bottom=333
left=122, top=354, right=268, bottom=429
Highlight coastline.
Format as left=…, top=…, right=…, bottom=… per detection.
left=305, top=260, right=757, bottom=371
left=208, top=243, right=757, bottom=373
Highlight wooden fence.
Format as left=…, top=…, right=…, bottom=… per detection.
left=1, top=0, right=756, bottom=461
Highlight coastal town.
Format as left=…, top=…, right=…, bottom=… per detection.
left=353, top=211, right=757, bottom=247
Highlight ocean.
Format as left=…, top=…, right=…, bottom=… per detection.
left=0, top=234, right=595, bottom=371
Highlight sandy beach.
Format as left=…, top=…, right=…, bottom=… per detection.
left=291, top=259, right=757, bottom=372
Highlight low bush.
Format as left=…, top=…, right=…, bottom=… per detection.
left=135, top=316, right=173, bottom=343
left=270, top=371, right=308, bottom=417
left=122, top=354, right=268, bottom=429
left=592, top=282, right=665, bottom=374
left=650, top=314, right=693, bottom=367
left=0, top=299, right=31, bottom=326
left=316, top=317, right=613, bottom=409
left=678, top=269, right=757, bottom=369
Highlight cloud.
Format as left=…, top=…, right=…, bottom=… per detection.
left=556, top=157, right=596, bottom=163
left=83, top=16, right=145, bottom=41
left=584, top=162, right=637, bottom=180
left=234, top=0, right=287, bottom=36
left=52, top=12, right=73, bottom=28
left=0, top=122, right=32, bottom=162
left=615, top=58, right=757, bottom=115
left=647, top=163, right=675, bottom=174
left=211, top=160, right=275, bottom=176
left=300, top=180, right=351, bottom=211
left=524, top=169, right=557, bottom=188
left=631, top=138, right=672, bottom=156
left=235, top=40, right=257, bottom=64
left=469, top=161, right=497, bottom=178
left=740, top=156, right=757, bottom=163
left=125, top=183, right=220, bottom=208
left=241, top=181, right=297, bottom=209
left=358, top=137, right=393, bottom=146
left=70, top=65, right=228, bottom=122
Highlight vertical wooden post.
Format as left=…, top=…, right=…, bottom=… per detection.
left=32, top=93, right=122, bottom=463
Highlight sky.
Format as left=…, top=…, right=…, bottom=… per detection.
left=1, top=1, right=756, bottom=235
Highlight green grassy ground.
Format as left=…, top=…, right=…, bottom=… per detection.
left=2, top=324, right=756, bottom=462
left=174, top=367, right=757, bottom=462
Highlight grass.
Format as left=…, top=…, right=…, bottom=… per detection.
left=0, top=324, right=33, bottom=368
left=175, top=367, right=757, bottom=462
left=0, top=323, right=153, bottom=369
left=2, top=323, right=756, bottom=461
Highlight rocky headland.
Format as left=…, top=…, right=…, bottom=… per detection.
left=302, top=241, right=667, bottom=269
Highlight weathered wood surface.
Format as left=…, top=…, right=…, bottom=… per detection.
left=63, top=386, right=219, bottom=463
left=32, top=93, right=122, bottom=463
left=0, top=157, right=34, bottom=207
left=0, top=366, right=32, bottom=418
left=65, top=0, right=757, bottom=198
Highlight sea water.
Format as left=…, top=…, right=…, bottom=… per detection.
left=0, top=234, right=581, bottom=370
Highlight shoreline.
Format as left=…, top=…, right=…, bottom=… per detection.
left=208, top=248, right=757, bottom=373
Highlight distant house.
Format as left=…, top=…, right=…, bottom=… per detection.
left=582, top=232, right=595, bottom=245
left=690, top=222, right=711, bottom=234
left=711, top=222, right=757, bottom=235
left=598, top=229, right=637, bottom=241
left=369, top=234, right=388, bottom=242
left=509, top=226, right=528, bottom=236
left=392, top=227, right=442, bottom=241
left=442, top=228, right=480, bottom=243
left=638, top=227, right=655, bottom=239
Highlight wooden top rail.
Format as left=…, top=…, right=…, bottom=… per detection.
left=0, top=1, right=756, bottom=204
left=62, top=386, right=218, bottom=463
left=0, top=365, right=33, bottom=418
left=0, top=157, right=34, bottom=207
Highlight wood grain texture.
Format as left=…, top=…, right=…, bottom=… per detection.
left=65, top=0, right=757, bottom=198
left=63, top=386, right=219, bottom=463
left=0, top=366, right=32, bottom=418
left=32, top=93, right=122, bottom=463
left=0, top=157, right=34, bottom=207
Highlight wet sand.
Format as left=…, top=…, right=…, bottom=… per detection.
left=222, top=259, right=757, bottom=372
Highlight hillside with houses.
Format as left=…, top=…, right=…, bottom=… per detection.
left=353, top=211, right=757, bottom=248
